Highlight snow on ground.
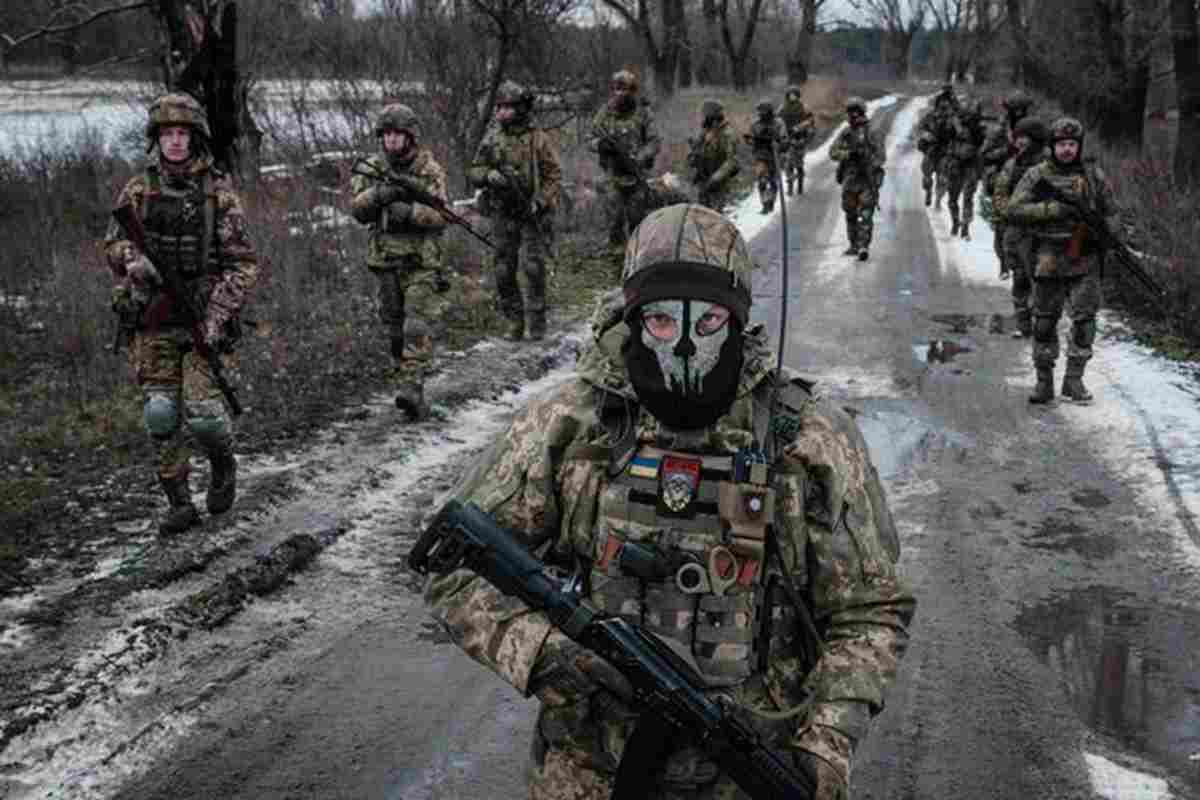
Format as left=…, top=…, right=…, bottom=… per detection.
left=1085, top=753, right=1173, bottom=800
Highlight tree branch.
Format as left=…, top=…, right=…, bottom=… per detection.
left=1, top=1, right=154, bottom=52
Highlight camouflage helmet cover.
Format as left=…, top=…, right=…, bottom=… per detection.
left=1050, top=116, right=1085, bottom=145
left=1013, top=116, right=1048, bottom=143
left=146, top=92, right=211, bottom=142
left=1002, top=90, right=1034, bottom=113
left=846, top=96, right=867, bottom=114
left=375, top=102, right=421, bottom=139
left=496, top=80, right=534, bottom=108
left=785, top=85, right=804, bottom=101
left=756, top=97, right=775, bottom=115
left=701, top=99, right=723, bottom=120
left=622, top=203, right=754, bottom=327
left=610, top=69, right=639, bottom=93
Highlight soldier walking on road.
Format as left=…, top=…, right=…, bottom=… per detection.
left=744, top=98, right=786, bottom=214
left=424, top=202, right=915, bottom=800
left=779, top=85, right=816, bottom=196
left=943, top=99, right=988, bottom=240
left=350, top=103, right=451, bottom=420
left=981, top=90, right=1036, bottom=276
left=1006, top=117, right=1116, bottom=405
left=916, top=84, right=959, bottom=209
left=830, top=97, right=886, bottom=261
left=992, top=117, right=1049, bottom=339
left=469, top=81, right=563, bottom=342
left=104, top=93, right=258, bottom=535
left=686, top=99, right=740, bottom=213
left=590, top=70, right=661, bottom=259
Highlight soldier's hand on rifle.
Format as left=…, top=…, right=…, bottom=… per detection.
left=126, top=254, right=160, bottom=288
left=369, top=183, right=406, bottom=208
left=1040, top=200, right=1078, bottom=221
left=636, top=146, right=656, bottom=171
left=530, top=630, right=634, bottom=708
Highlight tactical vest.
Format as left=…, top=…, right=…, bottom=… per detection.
left=141, top=167, right=217, bottom=279
left=587, top=385, right=811, bottom=689
left=1032, top=163, right=1098, bottom=240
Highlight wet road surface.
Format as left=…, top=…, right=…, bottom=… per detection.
left=4, top=96, right=1198, bottom=799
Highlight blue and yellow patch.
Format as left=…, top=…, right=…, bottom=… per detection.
left=628, top=454, right=661, bottom=480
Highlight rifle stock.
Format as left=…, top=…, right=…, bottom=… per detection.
left=111, top=204, right=243, bottom=416
left=352, top=160, right=496, bottom=250
left=409, top=500, right=816, bottom=800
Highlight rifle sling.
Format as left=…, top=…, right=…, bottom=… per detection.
left=611, top=712, right=677, bottom=799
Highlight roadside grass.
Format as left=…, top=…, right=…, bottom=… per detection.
left=0, top=75, right=859, bottom=576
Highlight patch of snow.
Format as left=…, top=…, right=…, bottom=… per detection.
left=1085, top=752, right=1173, bottom=800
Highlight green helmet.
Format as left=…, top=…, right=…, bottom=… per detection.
left=622, top=203, right=753, bottom=328
left=1050, top=116, right=1084, bottom=145
left=496, top=80, right=534, bottom=108
left=146, top=92, right=211, bottom=143
left=846, top=96, right=867, bottom=115
left=785, top=85, right=803, bottom=101
left=1013, top=116, right=1048, bottom=144
left=701, top=99, right=723, bottom=122
left=374, top=103, right=421, bottom=139
left=756, top=98, right=775, bottom=116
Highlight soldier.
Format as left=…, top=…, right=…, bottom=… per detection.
left=980, top=90, right=1036, bottom=276
left=468, top=80, right=563, bottom=341
left=743, top=98, right=786, bottom=213
left=1005, top=117, right=1116, bottom=405
left=779, top=85, right=816, bottom=196
left=424, top=202, right=915, bottom=800
left=590, top=70, right=662, bottom=256
left=943, top=99, right=988, bottom=240
left=915, top=84, right=959, bottom=209
left=685, top=99, right=740, bottom=213
left=104, top=93, right=257, bottom=535
left=830, top=97, right=886, bottom=261
left=350, top=103, right=450, bottom=420
left=992, top=117, right=1049, bottom=339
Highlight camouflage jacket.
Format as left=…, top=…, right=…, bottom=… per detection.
left=104, top=154, right=258, bottom=330
left=687, top=121, right=739, bottom=187
left=915, top=108, right=956, bottom=155
left=947, top=113, right=988, bottom=165
left=780, top=103, right=816, bottom=146
left=992, top=144, right=1047, bottom=220
left=589, top=104, right=662, bottom=190
left=830, top=124, right=885, bottom=192
left=1006, top=158, right=1116, bottom=277
left=350, top=149, right=448, bottom=270
left=424, top=315, right=915, bottom=786
left=468, top=122, right=562, bottom=219
left=744, top=116, right=786, bottom=162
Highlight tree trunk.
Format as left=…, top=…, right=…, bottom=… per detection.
left=1006, top=0, right=1025, bottom=84
left=697, top=0, right=724, bottom=85
left=719, top=0, right=766, bottom=91
left=1172, top=0, right=1200, bottom=185
left=786, top=0, right=817, bottom=86
left=677, top=0, right=693, bottom=88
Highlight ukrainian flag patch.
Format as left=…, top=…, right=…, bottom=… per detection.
left=628, top=454, right=661, bottom=480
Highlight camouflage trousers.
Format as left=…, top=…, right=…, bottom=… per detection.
left=1002, top=226, right=1035, bottom=333
left=1031, top=272, right=1101, bottom=368
left=841, top=186, right=878, bottom=250
left=130, top=327, right=235, bottom=484
left=602, top=181, right=653, bottom=250
left=490, top=213, right=554, bottom=323
left=942, top=160, right=979, bottom=226
left=371, top=256, right=450, bottom=380
left=782, top=145, right=806, bottom=194
left=920, top=152, right=941, bottom=200
left=752, top=158, right=779, bottom=206
left=993, top=221, right=1007, bottom=274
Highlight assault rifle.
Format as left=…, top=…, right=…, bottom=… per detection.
left=351, top=159, right=496, bottom=250
left=596, top=132, right=653, bottom=194
left=111, top=204, right=243, bottom=416
left=1035, top=178, right=1166, bottom=300
left=409, top=499, right=817, bottom=800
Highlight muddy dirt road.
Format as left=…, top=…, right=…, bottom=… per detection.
left=3, top=96, right=1198, bottom=800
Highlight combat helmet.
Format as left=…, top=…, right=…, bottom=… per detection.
left=701, top=98, right=724, bottom=123
left=622, top=204, right=753, bottom=328
left=146, top=92, right=211, bottom=144
left=496, top=80, right=534, bottom=109
left=1013, top=116, right=1048, bottom=144
left=756, top=98, right=775, bottom=116
left=1002, top=89, right=1034, bottom=117
left=1050, top=116, right=1084, bottom=145
left=846, top=96, right=867, bottom=115
left=610, top=69, right=639, bottom=93
left=374, top=102, right=421, bottom=140
left=785, top=85, right=804, bottom=102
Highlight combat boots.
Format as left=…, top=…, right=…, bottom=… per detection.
left=159, top=474, right=200, bottom=535
left=1061, top=358, right=1094, bottom=404
left=395, top=379, right=430, bottom=422
left=786, top=178, right=795, bottom=197
left=206, top=448, right=237, bottom=515
left=1028, top=365, right=1055, bottom=405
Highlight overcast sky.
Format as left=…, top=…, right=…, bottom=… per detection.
left=352, top=0, right=866, bottom=24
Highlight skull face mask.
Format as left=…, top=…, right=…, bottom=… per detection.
left=623, top=298, right=743, bottom=430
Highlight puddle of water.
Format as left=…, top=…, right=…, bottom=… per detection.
left=1014, top=586, right=1200, bottom=794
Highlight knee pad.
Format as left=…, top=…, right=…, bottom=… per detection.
left=187, top=402, right=231, bottom=450
left=1033, top=314, right=1057, bottom=343
left=143, top=392, right=180, bottom=439
left=1073, top=318, right=1096, bottom=350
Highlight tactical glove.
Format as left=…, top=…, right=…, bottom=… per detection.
left=370, top=183, right=406, bottom=208
left=1041, top=200, right=1077, bottom=221
left=528, top=630, right=634, bottom=708
left=387, top=201, right=414, bottom=224
left=127, top=254, right=160, bottom=287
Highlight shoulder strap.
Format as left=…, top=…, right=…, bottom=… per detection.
left=199, top=172, right=217, bottom=273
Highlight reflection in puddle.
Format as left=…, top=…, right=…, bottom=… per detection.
left=912, top=339, right=973, bottom=365
left=1015, top=587, right=1200, bottom=793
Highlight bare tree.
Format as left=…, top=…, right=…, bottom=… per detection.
left=846, top=0, right=926, bottom=78
left=924, top=0, right=973, bottom=81
left=787, top=0, right=830, bottom=85
left=599, top=0, right=688, bottom=97
left=1171, top=0, right=1200, bottom=185
left=696, top=0, right=726, bottom=85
